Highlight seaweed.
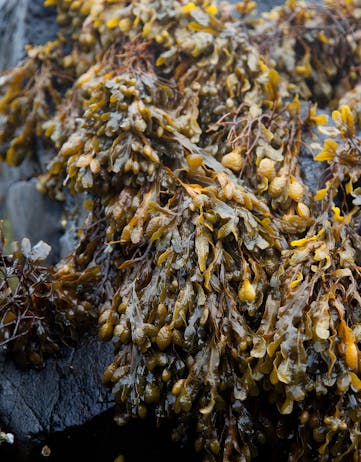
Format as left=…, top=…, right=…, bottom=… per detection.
left=0, top=0, right=361, bottom=460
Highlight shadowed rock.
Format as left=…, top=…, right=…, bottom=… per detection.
left=0, top=336, right=114, bottom=458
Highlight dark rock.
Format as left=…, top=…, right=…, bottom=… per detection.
left=0, top=335, right=114, bottom=454
left=299, top=104, right=330, bottom=193
left=0, top=408, right=200, bottom=462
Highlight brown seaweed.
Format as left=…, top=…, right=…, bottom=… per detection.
left=0, top=0, right=361, bottom=460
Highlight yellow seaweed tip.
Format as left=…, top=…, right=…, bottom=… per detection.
left=205, top=5, right=218, bottom=14
left=106, top=18, right=119, bottom=29
left=314, top=188, right=328, bottom=201
left=291, top=228, right=325, bottom=247
left=182, top=2, right=197, bottom=13
left=289, top=271, right=303, bottom=289
left=332, top=206, right=344, bottom=222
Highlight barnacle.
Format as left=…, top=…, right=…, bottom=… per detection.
left=1, top=0, right=361, bottom=460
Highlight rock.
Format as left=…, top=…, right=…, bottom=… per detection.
left=0, top=335, right=114, bottom=456
left=299, top=104, right=331, bottom=193
left=0, top=0, right=28, bottom=72
left=0, top=159, right=38, bottom=213
left=5, top=180, right=63, bottom=264
left=227, top=0, right=285, bottom=13
left=0, top=409, right=199, bottom=462
left=256, top=0, right=285, bottom=12
left=299, top=142, right=324, bottom=194
left=0, top=0, right=57, bottom=72
left=59, top=194, right=90, bottom=259
left=0, top=0, right=61, bottom=259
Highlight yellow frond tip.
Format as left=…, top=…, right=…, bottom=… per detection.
left=288, top=94, right=300, bottom=115
left=291, top=236, right=316, bottom=247
left=182, top=2, right=197, bottom=13
left=314, top=188, right=328, bottom=201
left=313, top=114, right=328, bottom=125
left=315, top=139, right=337, bottom=161
left=324, top=139, right=338, bottom=151
left=332, top=206, right=344, bottom=222
left=289, top=271, right=303, bottom=288
left=291, top=228, right=325, bottom=248
left=106, top=18, right=120, bottom=29
left=238, top=279, right=256, bottom=303
left=315, top=151, right=334, bottom=162
left=318, top=31, right=328, bottom=43
left=268, top=69, right=279, bottom=87
left=346, top=179, right=353, bottom=194
left=332, top=110, right=341, bottom=123
left=156, top=56, right=166, bottom=66
left=205, top=5, right=218, bottom=14
left=295, top=63, right=312, bottom=78
left=259, top=60, right=268, bottom=73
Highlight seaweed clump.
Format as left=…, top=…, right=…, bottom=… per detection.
left=0, top=226, right=101, bottom=366
left=0, top=0, right=361, bottom=460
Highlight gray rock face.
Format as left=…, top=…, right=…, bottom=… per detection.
left=0, top=0, right=62, bottom=260
left=5, top=180, right=63, bottom=263
left=0, top=0, right=28, bottom=73
left=299, top=142, right=324, bottom=194
left=0, top=335, right=114, bottom=446
left=227, top=0, right=285, bottom=12
left=0, top=0, right=57, bottom=72
left=255, top=0, right=285, bottom=12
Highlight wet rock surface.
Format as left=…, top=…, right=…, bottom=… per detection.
left=0, top=0, right=61, bottom=256
left=1, top=336, right=112, bottom=436
left=0, top=0, right=57, bottom=73
left=0, top=336, right=114, bottom=459
left=0, top=408, right=200, bottom=462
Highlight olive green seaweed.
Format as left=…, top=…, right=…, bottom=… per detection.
left=0, top=0, right=361, bottom=460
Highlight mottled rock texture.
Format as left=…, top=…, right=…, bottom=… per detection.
left=0, top=0, right=57, bottom=73
left=0, top=336, right=113, bottom=440
left=0, top=0, right=62, bottom=259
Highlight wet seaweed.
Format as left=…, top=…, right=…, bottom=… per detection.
left=0, top=0, right=361, bottom=460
